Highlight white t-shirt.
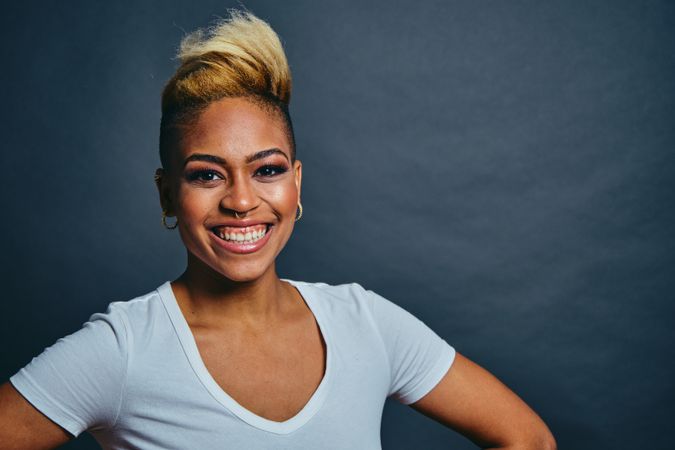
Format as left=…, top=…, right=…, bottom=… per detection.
left=10, top=279, right=456, bottom=449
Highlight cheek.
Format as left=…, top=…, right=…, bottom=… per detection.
left=261, top=180, right=298, bottom=213
left=176, top=188, right=216, bottom=222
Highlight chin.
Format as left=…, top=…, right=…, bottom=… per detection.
left=206, top=258, right=274, bottom=283
left=218, top=269, right=267, bottom=283
left=182, top=230, right=279, bottom=279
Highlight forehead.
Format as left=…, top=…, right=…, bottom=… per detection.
left=178, top=97, right=291, bottom=162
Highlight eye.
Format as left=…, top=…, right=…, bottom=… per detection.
left=186, top=169, right=223, bottom=183
left=256, top=164, right=288, bottom=177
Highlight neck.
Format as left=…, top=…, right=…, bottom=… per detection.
left=171, top=252, right=293, bottom=330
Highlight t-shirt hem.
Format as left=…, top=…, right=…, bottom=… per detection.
left=9, top=370, right=87, bottom=437
left=397, top=342, right=456, bottom=405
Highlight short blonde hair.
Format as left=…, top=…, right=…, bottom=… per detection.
left=159, top=9, right=295, bottom=169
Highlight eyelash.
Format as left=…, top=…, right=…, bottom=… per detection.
left=256, top=164, right=288, bottom=177
left=186, top=165, right=288, bottom=183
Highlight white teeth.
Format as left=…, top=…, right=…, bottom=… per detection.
left=216, top=225, right=268, bottom=244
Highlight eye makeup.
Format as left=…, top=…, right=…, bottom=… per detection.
left=185, top=168, right=224, bottom=183
left=184, top=161, right=289, bottom=185
left=255, top=163, right=289, bottom=178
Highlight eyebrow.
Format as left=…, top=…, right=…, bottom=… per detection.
left=182, top=148, right=289, bottom=167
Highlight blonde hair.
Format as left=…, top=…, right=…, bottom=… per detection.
left=159, top=9, right=295, bottom=169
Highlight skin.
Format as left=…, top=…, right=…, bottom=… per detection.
left=0, top=97, right=556, bottom=449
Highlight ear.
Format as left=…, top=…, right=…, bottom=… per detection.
left=154, top=168, right=174, bottom=215
left=293, top=159, right=302, bottom=203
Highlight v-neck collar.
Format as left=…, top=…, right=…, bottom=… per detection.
left=156, top=278, right=334, bottom=435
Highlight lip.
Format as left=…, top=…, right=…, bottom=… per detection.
left=209, top=224, right=274, bottom=254
left=209, top=219, right=271, bottom=228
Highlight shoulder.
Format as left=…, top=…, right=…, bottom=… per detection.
left=71, top=289, right=170, bottom=353
left=283, top=278, right=407, bottom=332
left=285, top=278, right=409, bottom=313
left=5, top=285, right=172, bottom=436
left=286, top=279, right=446, bottom=339
left=102, top=284, right=164, bottom=315
left=285, top=278, right=367, bottom=296
left=283, top=278, right=377, bottom=309
left=86, top=282, right=170, bottom=345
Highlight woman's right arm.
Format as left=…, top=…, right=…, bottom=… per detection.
left=0, top=381, right=72, bottom=450
left=0, top=303, right=129, bottom=450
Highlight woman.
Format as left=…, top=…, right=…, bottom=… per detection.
left=0, top=10, right=556, bottom=450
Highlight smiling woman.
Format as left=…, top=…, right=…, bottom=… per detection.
left=158, top=96, right=301, bottom=279
left=0, top=8, right=555, bottom=450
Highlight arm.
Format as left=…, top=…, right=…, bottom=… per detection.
left=409, top=352, right=557, bottom=450
left=1, top=304, right=129, bottom=449
left=0, top=381, right=72, bottom=450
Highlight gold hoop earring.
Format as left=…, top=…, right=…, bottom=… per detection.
left=295, top=202, right=303, bottom=222
left=162, top=210, right=178, bottom=229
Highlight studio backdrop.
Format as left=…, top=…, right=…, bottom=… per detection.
left=1, top=1, right=673, bottom=449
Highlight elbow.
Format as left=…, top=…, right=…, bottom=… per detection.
left=543, top=433, right=557, bottom=450
left=523, top=413, right=557, bottom=450
left=503, top=425, right=557, bottom=450
left=484, top=430, right=557, bottom=450
left=539, top=420, right=557, bottom=450
left=526, top=427, right=557, bottom=450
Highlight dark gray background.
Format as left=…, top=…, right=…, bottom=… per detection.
left=1, top=1, right=673, bottom=449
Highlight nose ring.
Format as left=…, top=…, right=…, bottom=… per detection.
left=234, top=211, right=246, bottom=219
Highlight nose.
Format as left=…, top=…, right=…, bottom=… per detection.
left=220, top=171, right=259, bottom=215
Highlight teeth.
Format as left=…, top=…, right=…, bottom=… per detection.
left=215, top=225, right=268, bottom=244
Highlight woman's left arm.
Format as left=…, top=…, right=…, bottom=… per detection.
left=409, top=352, right=557, bottom=450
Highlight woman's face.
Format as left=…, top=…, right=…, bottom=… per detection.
left=158, top=97, right=301, bottom=283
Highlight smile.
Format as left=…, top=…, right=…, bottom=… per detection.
left=213, top=224, right=268, bottom=243
left=209, top=224, right=273, bottom=254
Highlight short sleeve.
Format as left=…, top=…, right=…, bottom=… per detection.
left=364, top=288, right=456, bottom=405
left=9, top=303, right=129, bottom=437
